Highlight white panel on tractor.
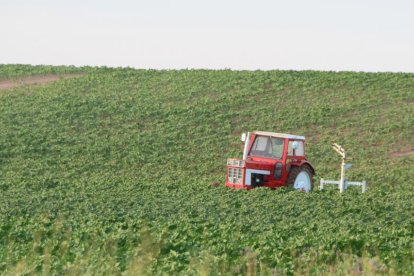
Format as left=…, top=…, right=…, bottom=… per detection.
left=245, top=169, right=271, bottom=185
left=254, top=131, right=305, bottom=140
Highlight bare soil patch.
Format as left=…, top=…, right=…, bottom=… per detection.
left=0, top=74, right=84, bottom=90
left=389, top=150, right=414, bottom=158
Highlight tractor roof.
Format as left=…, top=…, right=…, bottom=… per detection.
left=253, top=131, right=305, bottom=140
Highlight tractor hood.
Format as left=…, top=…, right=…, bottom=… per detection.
left=245, top=159, right=274, bottom=171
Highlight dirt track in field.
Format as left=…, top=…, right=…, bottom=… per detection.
left=0, top=74, right=83, bottom=90
left=389, top=150, right=414, bottom=158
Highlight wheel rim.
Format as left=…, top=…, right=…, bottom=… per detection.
left=293, top=171, right=311, bottom=192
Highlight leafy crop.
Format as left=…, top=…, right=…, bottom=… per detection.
left=0, top=65, right=413, bottom=274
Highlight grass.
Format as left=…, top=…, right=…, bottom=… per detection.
left=1, top=228, right=405, bottom=276
left=0, top=65, right=413, bottom=274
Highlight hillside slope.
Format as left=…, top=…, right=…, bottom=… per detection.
left=0, top=65, right=413, bottom=274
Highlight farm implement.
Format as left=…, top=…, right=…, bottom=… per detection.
left=319, top=143, right=367, bottom=193
left=226, top=131, right=366, bottom=193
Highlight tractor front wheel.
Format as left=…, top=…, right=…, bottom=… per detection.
left=287, top=165, right=314, bottom=192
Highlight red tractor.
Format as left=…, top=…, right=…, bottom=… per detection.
left=226, top=131, right=315, bottom=192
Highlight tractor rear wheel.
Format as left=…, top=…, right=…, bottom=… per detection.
left=287, top=165, right=314, bottom=192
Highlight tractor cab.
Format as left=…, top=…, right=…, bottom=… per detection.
left=226, top=131, right=315, bottom=191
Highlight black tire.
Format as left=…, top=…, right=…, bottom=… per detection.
left=286, top=165, right=314, bottom=191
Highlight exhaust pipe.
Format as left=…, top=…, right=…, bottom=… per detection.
left=242, top=132, right=250, bottom=160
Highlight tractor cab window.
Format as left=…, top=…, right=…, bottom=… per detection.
left=249, top=135, right=284, bottom=159
left=288, top=140, right=304, bottom=156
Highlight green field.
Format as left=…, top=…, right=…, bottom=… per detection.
left=0, top=65, right=413, bottom=275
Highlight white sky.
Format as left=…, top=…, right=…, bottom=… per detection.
left=1, top=0, right=413, bottom=72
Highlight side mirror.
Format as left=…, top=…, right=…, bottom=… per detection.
left=241, top=133, right=247, bottom=142
left=292, top=141, right=299, bottom=150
